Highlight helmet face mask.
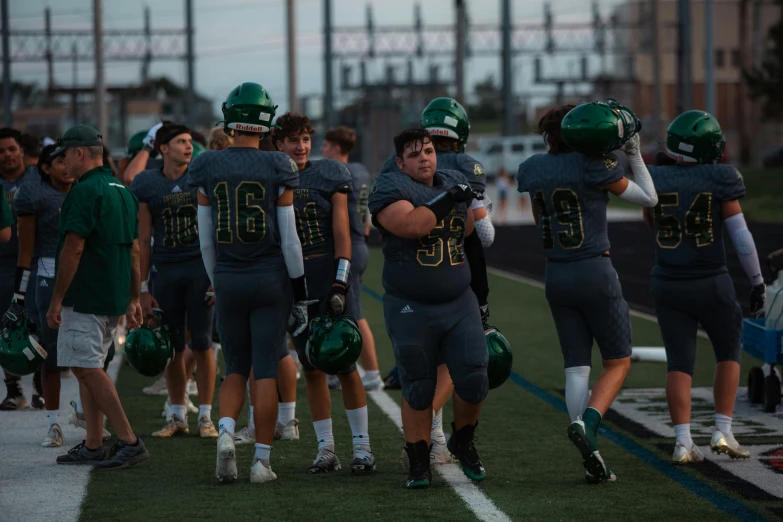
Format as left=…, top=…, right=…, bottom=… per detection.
left=222, top=83, right=278, bottom=136
left=421, top=97, right=471, bottom=153
left=125, top=312, right=174, bottom=377
left=306, top=315, right=362, bottom=375
left=560, top=98, right=641, bottom=156
left=485, top=325, right=512, bottom=390
left=665, top=110, right=726, bottom=164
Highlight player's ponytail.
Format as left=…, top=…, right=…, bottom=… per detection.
left=537, top=104, right=576, bottom=155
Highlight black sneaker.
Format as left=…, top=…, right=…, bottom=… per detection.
left=404, top=440, right=432, bottom=489
left=93, top=438, right=149, bottom=471
left=447, top=421, right=486, bottom=482
left=0, top=378, right=29, bottom=410
left=56, top=441, right=108, bottom=465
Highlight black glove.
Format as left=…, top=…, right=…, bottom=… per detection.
left=750, top=284, right=766, bottom=318
left=424, top=184, right=476, bottom=222
left=3, top=267, right=30, bottom=328
left=479, top=303, right=490, bottom=328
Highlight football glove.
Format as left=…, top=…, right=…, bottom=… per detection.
left=289, top=299, right=318, bottom=337
left=479, top=303, right=490, bottom=328
left=621, top=133, right=641, bottom=157
left=424, top=184, right=477, bottom=222
left=2, top=302, right=26, bottom=329
left=143, top=122, right=163, bottom=149
left=328, top=283, right=348, bottom=317
left=750, top=283, right=766, bottom=318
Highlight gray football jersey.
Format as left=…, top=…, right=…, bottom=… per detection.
left=380, top=151, right=487, bottom=195
left=649, top=163, right=746, bottom=279
left=517, top=151, right=626, bottom=262
left=368, top=169, right=471, bottom=303
left=14, top=177, right=69, bottom=259
left=293, top=159, right=353, bottom=256
left=346, top=162, right=371, bottom=241
left=187, top=148, right=299, bottom=271
left=0, top=167, right=38, bottom=261
left=131, top=169, right=200, bottom=264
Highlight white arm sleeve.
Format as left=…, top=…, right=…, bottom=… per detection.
left=724, top=213, right=763, bottom=286
left=197, top=205, right=216, bottom=286
left=617, top=154, right=658, bottom=207
left=474, top=215, right=495, bottom=247
left=277, top=204, right=305, bottom=279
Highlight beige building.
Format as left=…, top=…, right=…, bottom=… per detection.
left=608, top=0, right=782, bottom=160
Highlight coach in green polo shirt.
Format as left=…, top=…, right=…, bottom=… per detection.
left=45, top=125, right=149, bottom=470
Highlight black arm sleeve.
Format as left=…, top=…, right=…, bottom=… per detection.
left=464, top=230, right=489, bottom=306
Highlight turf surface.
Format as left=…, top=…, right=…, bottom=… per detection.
left=79, top=248, right=781, bottom=521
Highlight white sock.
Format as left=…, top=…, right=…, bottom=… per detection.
left=313, top=418, right=335, bottom=450
left=674, top=423, right=692, bottom=448
left=248, top=406, right=256, bottom=430
left=431, top=409, right=446, bottom=444
left=75, top=396, right=84, bottom=414
left=364, top=370, right=380, bottom=380
left=715, top=413, right=732, bottom=435
left=254, top=442, right=272, bottom=464
left=199, top=404, right=212, bottom=419
left=47, top=410, right=59, bottom=427
left=277, top=402, right=296, bottom=425
left=345, top=406, right=370, bottom=449
left=170, top=404, right=187, bottom=420
left=564, top=366, right=591, bottom=422
left=218, top=417, right=236, bottom=435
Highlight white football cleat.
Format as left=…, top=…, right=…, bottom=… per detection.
left=672, top=442, right=704, bottom=465
left=68, top=400, right=111, bottom=440
left=42, top=423, right=63, bottom=448
left=710, top=428, right=750, bottom=460
left=430, top=439, right=454, bottom=465
left=274, top=419, right=299, bottom=441
left=249, top=458, right=278, bottom=484
left=161, top=397, right=198, bottom=419
left=186, top=380, right=198, bottom=396
left=362, top=374, right=385, bottom=391
left=216, top=429, right=238, bottom=483
left=234, top=425, right=256, bottom=445
left=142, top=376, right=168, bottom=396
left=326, top=375, right=341, bottom=390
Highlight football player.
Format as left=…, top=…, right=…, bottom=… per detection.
left=130, top=123, right=218, bottom=439
left=320, top=126, right=382, bottom=390
left=275, top=112, right=376, bottom=474
left=380, top=98, right=492, bottom=463
left=369, top=128, right=487, bottom=489
left=0, top=127, right=43, bottom=411
left=12, top=144, right=75, bottom=446
left=123, top=123, right=165, bottom=185
left=645, top=111, right=760, bottom=463
left=517, top=105, right=658, bottom=484
left=188, top=83, right=309, bottom=484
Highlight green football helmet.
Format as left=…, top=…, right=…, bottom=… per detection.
left=421, top=97, right=471, bottom=153
left=561, top=98, right=641, bottom=156
left=485, top=325, right=512, bottom=390
left=665, top=110, right=726, bottom=164
left=125, top=310, right=174, bottom=377
left=222, top=82, right=277, bottom=135
left=306, top=315, right=362, bottom=375
left=191, top=141, right=205, bottom=159
left=0, top=321, right=46, bottom=377
left=126, top=130, right=147, bottom=158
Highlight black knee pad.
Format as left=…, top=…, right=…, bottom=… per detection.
left=454, top=367, right=488, bottom=405
left=403, top=378, right=436, bottom=411
left=190, top=333, right=212, bottom=352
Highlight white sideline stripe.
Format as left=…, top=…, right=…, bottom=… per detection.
left=365, top=388, right=512, bottom=522
left=488, top=266, right=710, bottom=339
left=0, top=356, right=123, bottom=522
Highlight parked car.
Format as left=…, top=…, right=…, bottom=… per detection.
left=469, top=135, right=547, bottom=182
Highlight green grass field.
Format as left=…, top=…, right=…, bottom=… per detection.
left=79, top=249, right=780, bottom=521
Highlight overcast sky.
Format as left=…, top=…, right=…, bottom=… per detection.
left=8, top=0, right=628, bottom=115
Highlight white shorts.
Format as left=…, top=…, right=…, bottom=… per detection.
left=57, top=307, right=120, bottom=369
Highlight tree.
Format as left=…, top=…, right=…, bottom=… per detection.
left=468, top=74, right=501, bottom=120
left=744, top=0, right=783, bottom=119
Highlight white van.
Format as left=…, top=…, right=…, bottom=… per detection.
left=468, top=135, right=547, bottom=181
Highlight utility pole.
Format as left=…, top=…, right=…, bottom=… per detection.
left=94, top=0, right=107, bottom=136
left=651, top=0, right=663, bottom=143
left=287, top=0, right=298, bottom=113
left=45, top=8, right=53, bottom=91
left=185, top=0, right=196, bottom=127
left=738, top=0, right=750, bottom=164
left=705, top=0, right=715, bottom=114
left=142, top=6, right=151, bottom=83
left=455, top=0, right=466, bottom=104
left=1, top=0, right=11, bottom=127
left=71, top=43, right=78, bottom=124
left=323, top=0, right=334, bottom=128
left=676, top=0, right=692, bottom=114
left=501, top=0, right=515, bottom=136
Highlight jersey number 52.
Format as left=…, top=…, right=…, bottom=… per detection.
left=416, top=215, right=466, bottom=267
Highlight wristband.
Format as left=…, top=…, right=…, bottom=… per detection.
left=140, top=280, right=149, bottom=293
left=290, top=275, right=308, bottom=302
left=14, top=267, right=30, bottom=296
left=335, top=258, right=351, bottom=286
